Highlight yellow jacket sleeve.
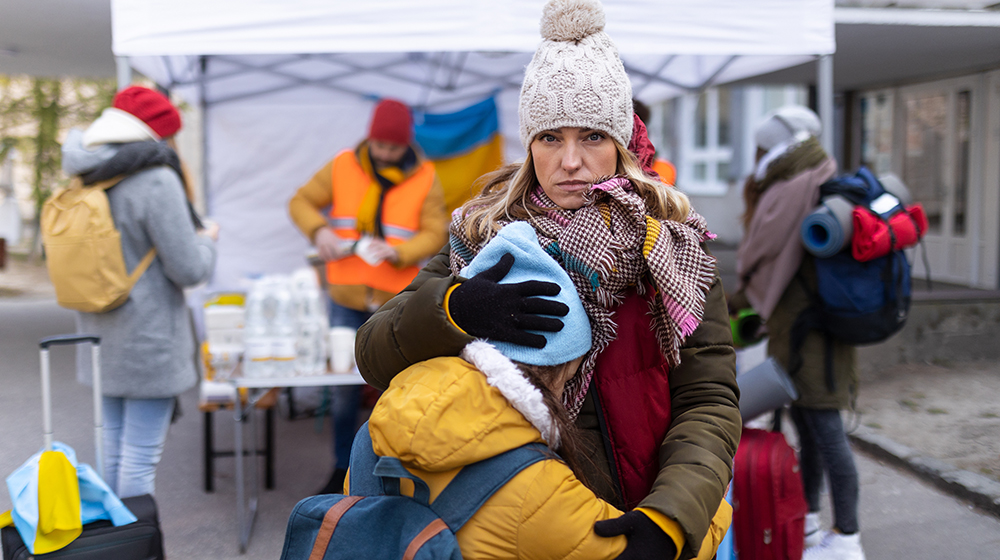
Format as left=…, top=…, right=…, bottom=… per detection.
left=516, top=462, right=627, bottom=560
left=288, top=160, right=335, bottom=243
left=638, top=497, right=733, bottom=560
left=393, top=174, right=448, bottom=267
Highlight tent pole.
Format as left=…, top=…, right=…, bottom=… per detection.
left=817, top=54, right=834, bottom=155
left=115, top=57, right=132, bottom=91
left=199, top=56, right=211, bottom=215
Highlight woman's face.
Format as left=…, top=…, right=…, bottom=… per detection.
left=530, top=127, right=618, bottom=210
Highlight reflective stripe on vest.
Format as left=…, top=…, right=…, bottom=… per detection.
left=326, top=150, right=435, bottom=294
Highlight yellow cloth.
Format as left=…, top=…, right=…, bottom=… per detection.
left=33, top=450, right=82, bottom=554
left=431, top=134, right=504, bottom=213
left=367, top=354, right=628, bottom=559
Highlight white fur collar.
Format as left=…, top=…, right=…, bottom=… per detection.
left=460, top=340, right=559, bottom=449
left=82, top=107, right=160, bottom=149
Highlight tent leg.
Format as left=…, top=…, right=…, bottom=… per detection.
left=817, top=54, right=834, bottom=156
left=116, top=57, right=132, bottom=90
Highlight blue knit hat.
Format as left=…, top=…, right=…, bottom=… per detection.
left=460, top=222, right=592, bottom=366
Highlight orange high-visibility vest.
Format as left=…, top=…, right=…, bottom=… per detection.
left=326, top=150, right=436, bottom=293
left=652, top=159, right=676, bottom=186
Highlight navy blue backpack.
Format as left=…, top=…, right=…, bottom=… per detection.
left=279, top=422, right=548, bottom=560
left=791, top=168, right=914, bottom=390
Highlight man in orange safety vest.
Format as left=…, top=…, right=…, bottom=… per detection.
left=289, top=99, right=447, bottom=495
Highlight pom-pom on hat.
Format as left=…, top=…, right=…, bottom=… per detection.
left=519, top=0, right=633, bottom=150
left=112, top=86, right=182, bottom=139
left=368, top=99, right=413, bottom=146
left=460, top=222, right=592, bottom=366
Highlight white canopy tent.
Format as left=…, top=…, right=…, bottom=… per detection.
left=110, top=0, right=834, bottom=291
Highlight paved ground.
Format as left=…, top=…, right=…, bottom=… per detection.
left=3, top=255, right=1000, bottom=557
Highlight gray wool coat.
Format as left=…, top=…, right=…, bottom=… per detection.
left=62, top=131, right=216, bottom=398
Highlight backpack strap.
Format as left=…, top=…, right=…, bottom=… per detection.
left=373, top=457, right=433, bottom=505
left=127, top=250, right=157, bottom=285
left=347, top=421, right=382, bottom=497
left=346, top=421, right=437, bottom=506
left=429, top=443, right=549, bottom=531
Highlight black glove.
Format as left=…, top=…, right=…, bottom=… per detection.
left=594, top=510, right=678, bottom=560
left=449, top=252, right=568, bottom=348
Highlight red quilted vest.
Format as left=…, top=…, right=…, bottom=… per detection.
left=593, top=287, right=673, bottom=509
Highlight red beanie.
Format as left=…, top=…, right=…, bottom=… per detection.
left=112, top=86, right=182, bottom=139
left=368, top=99, right=412, bottom=145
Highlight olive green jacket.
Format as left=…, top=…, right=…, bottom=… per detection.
left=765, top=256, right=858, bottom=410
left=355, top=246, right=741, bottom=560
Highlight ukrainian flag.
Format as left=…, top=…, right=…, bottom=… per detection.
left=414, top=97, right=504, bottom=213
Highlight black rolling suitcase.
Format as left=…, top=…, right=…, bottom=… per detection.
left=1, top=335, right=165, bottom=560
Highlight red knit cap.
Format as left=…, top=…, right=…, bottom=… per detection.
left=112, top=86, right=182, bottom=139
left=367, top=99, right=412, bottom=145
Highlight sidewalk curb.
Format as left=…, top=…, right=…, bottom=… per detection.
left=849, top=426, right=1000, bottom=518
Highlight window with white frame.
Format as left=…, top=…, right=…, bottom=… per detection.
left=677, top=88, right=733, bottom=196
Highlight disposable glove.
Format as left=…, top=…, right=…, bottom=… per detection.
left=594, top=510, right=677, bottom=560
left=449, top=253, right=568, bottom=348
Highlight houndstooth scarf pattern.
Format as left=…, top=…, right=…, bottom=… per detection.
left=449, top=177, right=717, bottom=418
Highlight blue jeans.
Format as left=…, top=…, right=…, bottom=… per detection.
left=102, top=396, right=175, bottom=498
left=327, top=300, right=372, bottom=471
left=789, top=406, right=860, bottom=534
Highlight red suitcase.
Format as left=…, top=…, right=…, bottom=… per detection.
left=732, top=427, right=808, bottom=560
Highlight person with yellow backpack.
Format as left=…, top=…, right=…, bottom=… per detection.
left=52, top=86, right=217, bottom=498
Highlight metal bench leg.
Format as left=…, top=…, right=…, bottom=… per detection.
left=265, top=407, right=275, bottom=489
left=204, top=410, right=214, bottom=493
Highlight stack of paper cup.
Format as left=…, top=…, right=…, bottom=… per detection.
left=328, top=327, right=356, bottom=374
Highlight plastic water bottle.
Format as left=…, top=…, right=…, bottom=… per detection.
left=270, top=276, right=298, bottom=377
left=296, top=286, right=328, bottom=375
left=242, top=278, right=273, bottom=378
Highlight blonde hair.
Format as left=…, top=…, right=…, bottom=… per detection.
left=458, top=139, right=691, bottom=244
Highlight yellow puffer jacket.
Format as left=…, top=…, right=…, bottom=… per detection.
left=365, top=341, right=628, bottom=559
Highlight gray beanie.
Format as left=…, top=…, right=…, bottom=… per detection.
left=518, top=0, right=633, bottom=151
left=753, top=105, right=822, bottom=151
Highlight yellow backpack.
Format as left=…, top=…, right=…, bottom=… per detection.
left=41, top=176, right=156, bottom=313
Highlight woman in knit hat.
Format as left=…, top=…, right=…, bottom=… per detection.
left=61, top=85, right=217, bottom=499
left=341, top=221, right=633, bottom=558
left=356, top=1, right=738, bottom=558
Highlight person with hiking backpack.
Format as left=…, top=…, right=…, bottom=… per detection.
left=731, top=105, right=867, bottom=560
left=56, top=85, right=217, bottom=498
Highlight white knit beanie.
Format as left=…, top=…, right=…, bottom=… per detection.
left=518, top=0, right=633, bottom=151
left=753, top=105, right=822, bottom=151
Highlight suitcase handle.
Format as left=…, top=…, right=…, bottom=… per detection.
left=40, top=334, right=103, bottom=477
left=40, top=334, right=101, bottom=349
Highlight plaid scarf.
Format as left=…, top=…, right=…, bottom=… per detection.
left=449, top=177, right=717, bottom=418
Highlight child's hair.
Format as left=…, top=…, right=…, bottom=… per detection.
left=515, top=362, right=611, bottom=493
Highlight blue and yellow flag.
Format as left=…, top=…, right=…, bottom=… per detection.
left=415, top=97, right=504, bottom=213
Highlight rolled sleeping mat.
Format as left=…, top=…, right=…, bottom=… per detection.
left=877, top=173, right=913, bottom=206
left=737, top=357, right=799, bottom=423
left=801, top=195, right=854, bottom=258
left=730, top=308, right=764, bottom=349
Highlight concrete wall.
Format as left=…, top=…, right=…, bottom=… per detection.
left=858, top=296, right=1000, bottom=373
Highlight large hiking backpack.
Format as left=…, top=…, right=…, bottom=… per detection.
left=280, top=422, right=548, bottom=560
left=804, top=167, right=913, bottom=346
left=41, top=176, right=155, bottom=313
